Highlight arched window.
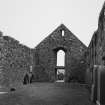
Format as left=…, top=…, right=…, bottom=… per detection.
left=57, top=50, right=65, bottom=66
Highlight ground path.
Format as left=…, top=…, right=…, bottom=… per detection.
left=0, top=83, right=95, bottom=105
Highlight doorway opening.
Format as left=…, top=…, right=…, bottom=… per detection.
left=56, top=68, right=65, bottom=82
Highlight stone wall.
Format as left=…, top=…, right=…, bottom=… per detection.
left=33, top=24, right=87, bottom=83
left=85, top=2, right=105, bottom=85
left=0, top=32, right=33, bottom=88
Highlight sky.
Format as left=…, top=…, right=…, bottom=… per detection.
left=0, top=0, right=104, bottom=48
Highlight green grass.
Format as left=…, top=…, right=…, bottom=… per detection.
left=0, top=83, right=95, bottom=105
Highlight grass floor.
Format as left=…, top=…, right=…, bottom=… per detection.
left=0, top=83, right=95, bottom=105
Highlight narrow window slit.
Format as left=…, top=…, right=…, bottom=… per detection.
left=62, top=30, right=65, bottom=36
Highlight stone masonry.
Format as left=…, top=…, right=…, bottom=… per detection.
left=85, top=2, right=105, bottom=85
left=0, top=32, right=33, bottom=88
left=33, top=24, right=87, bottom=83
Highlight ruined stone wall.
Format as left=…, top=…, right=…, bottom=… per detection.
left=33, top=24, right=87, bottom=83
left=0, top=32, right=33, bottom=88
left=85, top=3, right=105, bottom=84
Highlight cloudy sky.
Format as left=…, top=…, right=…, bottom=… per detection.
left=0, top=0, right=104, bottom=48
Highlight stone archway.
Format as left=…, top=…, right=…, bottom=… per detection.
left=57, top=50, right=65, bottom=66
left=54, top=48, right=67, bottom=82
left=56, top=50, right=65, bottom=82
